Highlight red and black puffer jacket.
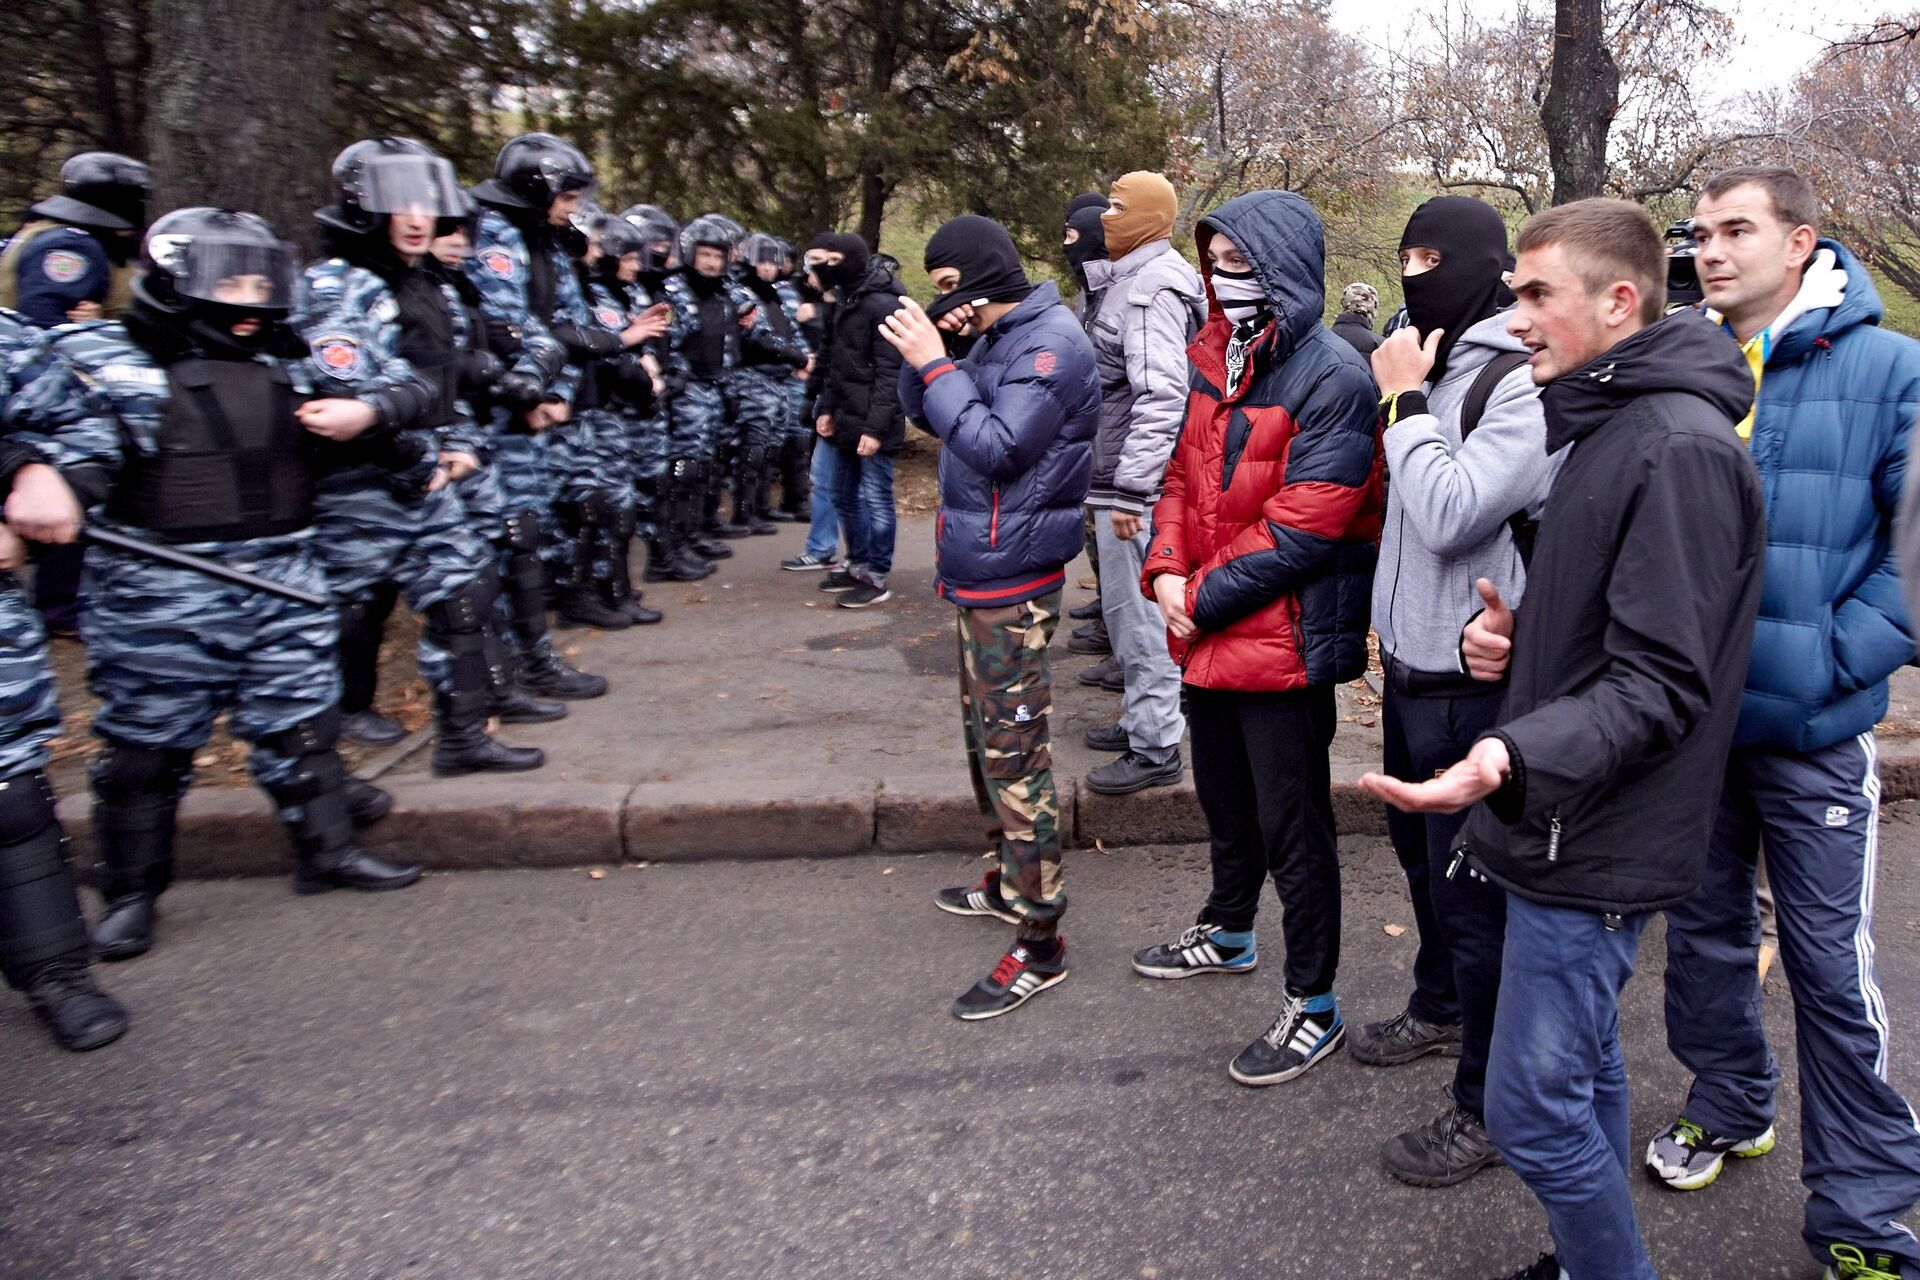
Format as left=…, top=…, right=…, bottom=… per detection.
left=1142, top=190, right=1385, bottom=692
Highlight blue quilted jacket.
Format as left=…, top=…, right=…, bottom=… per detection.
left=1737, top=240, right=1919, bottom=750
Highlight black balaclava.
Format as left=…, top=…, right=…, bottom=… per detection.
left=923, top=215, right=1033, bottom=322
left=1064, top=192, right=1109, bottom=225
left=1062, top=204, right=1107, bottom=291
left=807, top=232, right=870, bottom=294
left=1399, top=195, right=1510, bottom=382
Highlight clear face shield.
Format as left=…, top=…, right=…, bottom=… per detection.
left=147, top=229, right=298, bottom=311
left=356, top=153, right=468, bottom=218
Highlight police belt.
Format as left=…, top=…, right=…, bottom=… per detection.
left=1380, top=651, right=1498, bottom=699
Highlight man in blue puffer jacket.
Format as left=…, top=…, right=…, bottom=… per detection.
left=1650, top=166, right=1920, bottom=1280
left=881, top=214, right=1098, bottom=1021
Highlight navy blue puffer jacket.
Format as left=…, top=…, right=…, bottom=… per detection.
left=899, top=281, right=1099, bottom=607
left=1736, top=241, right=1919, bottom=750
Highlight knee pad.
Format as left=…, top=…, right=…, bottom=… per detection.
left=90, top=739, right=195, bottom=808
left=503, top=511, right=543, bottom=555
left=0, top=769, right=87, bottom=985
left=424, top=578, right=494, bottom=691
left=260, top=735, right=348, bottom=807
left=258, top=707, right=343, bottom=765
left=89, top=738, right=193, bottom=898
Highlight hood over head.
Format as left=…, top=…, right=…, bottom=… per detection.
left=1194, top=190, right=1326, bottom=354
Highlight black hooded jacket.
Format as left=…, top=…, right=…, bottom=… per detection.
left=1455, top=309, right=1766, bottom=915
left=810, top=256, right=907, bottom=452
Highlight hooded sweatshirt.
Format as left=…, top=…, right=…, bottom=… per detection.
left=1455, top=309, right=1764, bottom=915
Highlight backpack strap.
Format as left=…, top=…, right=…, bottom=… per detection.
left=1458, top=348, right=1538, bottom=565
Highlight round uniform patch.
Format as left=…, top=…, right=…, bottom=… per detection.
left=313, top=335, right=362, bottom=379
left=596, top=307, right=622, bottom=329
left=483, top=250, right=517, bottom=279
left=42, top=250, right=87, bottom=284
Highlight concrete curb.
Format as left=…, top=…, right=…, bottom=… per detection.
left=58, top=750, right=1920, bottom=879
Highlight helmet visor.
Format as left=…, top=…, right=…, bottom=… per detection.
left=149, top=229, right=298, bottom=310
left=358, top=154, right=468, bottom=218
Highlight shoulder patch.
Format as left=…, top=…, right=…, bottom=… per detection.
left=312, top=335, right=363, bottom=379
left=1033, top=351, right=1058, bottom=376
left=42, top=250, right=87, bottom=284
left=596, top=307, right=622, bottom=329
left=483, top=250, right=518, bottom=280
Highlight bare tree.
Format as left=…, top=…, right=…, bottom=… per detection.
left=1541, top=0, right=1618, bottom=203
left=146, top=0, right=334, bottom=248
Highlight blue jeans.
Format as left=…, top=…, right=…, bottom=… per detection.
left=805, top=437, right=842, bottom=562
left=1486, top=895, right=1657, bottom=1280
left=826, top=446, right=896, bottom=583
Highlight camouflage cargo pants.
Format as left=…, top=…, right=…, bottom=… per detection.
left=958, top=591, right=1065, bottom=940
left=0, top=580, right=61, bottom=778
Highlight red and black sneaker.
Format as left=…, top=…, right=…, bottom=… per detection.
left=934, top=867, right=1023, bottom=924
left=952, top=940, right=1067, bottom=1021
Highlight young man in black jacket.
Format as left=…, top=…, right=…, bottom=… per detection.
left=1361, top=199, right=1766, bottom=1280
left=804, top=233, right=904, bottom=608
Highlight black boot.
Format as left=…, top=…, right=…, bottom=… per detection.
left=431, top=685, right=547, bottom=776
left=736, top=444, right=777, bottom=535
left=24, top=963, right=128, bottom=1052
left=489, top=644, right=567, bottom=723
left=518, top=636, right=609, bottom=700
left=423, top=577, right=548, bottom=774
left=644, top=535, right=712, bottom=582
left=337, top=582, right=400, bottom=739
left=341, top=709, right=406, bottom=746
left=602, top=506, right=663, bottom=624
left=553, top=496, right=633, bottom=630
left=88, top=741, right=190, bottom=961
left=259, top=713, right=422, bottom=894
left=344, top=777, right=392, bottom=826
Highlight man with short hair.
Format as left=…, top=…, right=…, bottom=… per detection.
left=1363, top=197, right=1765, bottom=1280
left=1648, top=166, right=1920, bottom=1280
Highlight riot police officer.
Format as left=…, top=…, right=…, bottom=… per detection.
left=733, top=234, right=812, bottom=527
left=24, top=208, right=423, bottom=961
left=0, top=152, right=151, bottom=328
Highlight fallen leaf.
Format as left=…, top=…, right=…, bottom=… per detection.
left=1383, top=923, right=1407, bottom=938
left=588, top=869, right=606, bottom=880
left=881, top=867, right=895, bottom=875
left=1093, top=839, right=1110, bottom=855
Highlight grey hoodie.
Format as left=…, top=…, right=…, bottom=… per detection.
left=1372, top=311, right=1557, bottom=674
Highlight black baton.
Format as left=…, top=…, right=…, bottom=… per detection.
left=83, top=527, right=331, bottom=609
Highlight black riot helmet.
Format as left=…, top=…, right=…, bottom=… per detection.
left=33, top=151, right=152, bottom=233
left=680, top=214, right=740, bottom=270
left=1665, top=217, right=1703, bottom=308
left=135, top=207, right=298, bottom=316
left=473, top=133, right=596, bottom=214
left=701, top=214, right=747, bottom=257
left=739, top=233, right=789, bottom=270
left=595, top=216, right=648, bottom=264
left=620, top=204, right=680, bottom=271
left=318, top=138, right=470, bottom=237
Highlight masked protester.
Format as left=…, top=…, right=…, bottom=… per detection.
left=779, top=241, right=851, bottom=573
left=298, top=137, right=554, bottom=771
left=1350, top=195, right=1554, bottom=1190
left=21, top=208, right=429, bottom=963
left=1333, top=282, right=1381, bottom=356
left=1060, top=199, right=1112, bottom=641
left=1078, top=172, right=1206, bottom=797
left=1135, top=191, right=1385, bottom=1089
left=803, top=231, right=906, bottom=607
left=464, top=133, right=609, bottom=699
left=0, top=313, right=129, bottom=1051
left=886, top=214, right=1099, bottom=1019
left=1063, top=201, right=1109, bottom=325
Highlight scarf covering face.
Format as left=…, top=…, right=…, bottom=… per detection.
left=1102, top=171, right=1178, bottom=260
left=1398, top=195, right=1510, bottom=382
left=922, top=214, right=1033, bottom=322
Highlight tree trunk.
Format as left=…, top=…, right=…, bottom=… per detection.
left=1541, top=0, right=1617, bottom=205
left=857, top=166, right=888, bottom=251
left=147, top=0, right=334, bottom=251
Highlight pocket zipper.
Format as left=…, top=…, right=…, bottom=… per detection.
left=989, top=483, right=1000, bottom=547
left=1547, top=809, right=1562, bottom=863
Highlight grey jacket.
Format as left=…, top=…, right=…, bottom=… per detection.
left=1372, top=312, right=1557, bottom=675
left=1084, top=239, right=1205, bottom=515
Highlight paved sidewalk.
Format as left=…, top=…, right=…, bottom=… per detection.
left=55, top=514, right=1920, bottom=876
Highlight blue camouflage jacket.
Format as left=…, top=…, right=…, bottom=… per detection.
left=466, top=210, right=573, bottom=404
left=661, top=271, right=776, bottom=382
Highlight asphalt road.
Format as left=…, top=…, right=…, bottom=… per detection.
left=6, top=810, right=1920, bottom=1279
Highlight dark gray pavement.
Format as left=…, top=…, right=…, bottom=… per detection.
left=10, top=809, right=1920, bottom=1279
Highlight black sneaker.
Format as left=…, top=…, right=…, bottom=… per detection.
left=837, top=582, right=892, bottom=609
left=1067, top=627, right=1112, bottom=656
left=1382, top=1096, right=1504, bottom=1187
left=952, top=941, right=1067, bottom=1020
left=1069, top=598, right=1103, bottom=621
left=1076, top=654, right=1124, bottom=690
left=1132, top=922, right=1258, bottom=978
left=782, top=552, right=837, bottom=572
left=1229, top=992, right=1345, bottom=1086
left=1085, top=750, right=1182, bottom=795
left=1493, top=1255, right=1563, bottom=1280
left=1645, top=1116, right=1775, bottom=1190
left=1348, top=1007, right=1464, bottom=1066
left=935, top=868, right=1022, bottom=924
left=818, top=568, right=861, bottom=593
left=1083, top=721, right=1129, bottom=752
left=24, top=963, right=130, bottom=1052
left=1071, top=621, right=1104, bottom=641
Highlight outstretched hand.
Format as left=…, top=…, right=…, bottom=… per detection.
left=1358, top=736, right=1510, bottom=814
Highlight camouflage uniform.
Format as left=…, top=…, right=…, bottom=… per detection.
left=729, top=273, right=811, bottom=521
left=0, top=311, right=96, bottom=992
left=957, top=591, right=1066, bottom=940
left=293, top=257, right=493, bottom=701
left=662, top=270, right=776, bottom=530
left=617, top=276, right=674, bottom=539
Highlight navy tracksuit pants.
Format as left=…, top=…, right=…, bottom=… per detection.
left=1665, top=733, right=1920, bottom=1274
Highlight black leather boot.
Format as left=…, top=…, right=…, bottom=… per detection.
left=517, top=637, right=609, bottom=700
left=344, top=776, right=392, bottom=826
left=87, top=741, right=190, bottom=962
left=430, top=685, right=546, bottom=776
left=24, top=963, right=129, bottom=1052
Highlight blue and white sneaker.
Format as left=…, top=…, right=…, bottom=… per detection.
left=1229, top=991, right=1345, bottom=1086
left=1132, top=923, right=1257, bottom=978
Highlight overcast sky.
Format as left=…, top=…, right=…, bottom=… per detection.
left=1327, top=0, right=1858, bottom=99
